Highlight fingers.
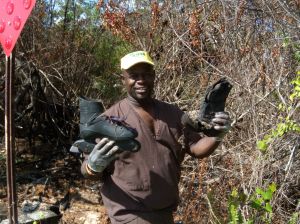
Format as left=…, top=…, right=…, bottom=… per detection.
left=214, top=124, right=230, bottom=131
left=214, top=111, right=230, bottom=119
left=93, top=138, right=110, bottom=151
left=105, top=145, right=120, bottom=157
left=92, top=138, right=120, bottom=156
left=211, top=112, right=231, bottom=131
left=95, top=138, right=102, bottom=144
left=97, top=139, right=115, bottom=155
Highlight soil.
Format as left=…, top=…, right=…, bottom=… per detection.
left=0, top=141, right=110, bottom=224
left=0, top=140, right=185, bottom=224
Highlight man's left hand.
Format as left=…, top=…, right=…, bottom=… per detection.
left=211, top=111, right=231, bottom=141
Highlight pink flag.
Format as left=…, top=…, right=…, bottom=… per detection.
left=0, top=0, right=36, bottom=56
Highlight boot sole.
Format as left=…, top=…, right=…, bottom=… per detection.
left=72, top=139, right=140, bottom=154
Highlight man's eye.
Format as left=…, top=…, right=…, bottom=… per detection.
left=129, top=74, right=138, bottom=79
left=128, top=73, right=154, bottom=79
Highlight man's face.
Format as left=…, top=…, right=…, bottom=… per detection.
left=122, top=63, right=155, bottom=101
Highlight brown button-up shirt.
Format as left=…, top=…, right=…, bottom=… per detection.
left=97, top=98, right=200, bottom=223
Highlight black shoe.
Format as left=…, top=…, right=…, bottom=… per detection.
left=78, top=96, right=139, bottom=152
left=80, top=115, right=138, bottom=141
left=79, top=96, right=104, bottom=132
left=79, top=96, right=138, bottom=141
left=181, top=78, right=232, bottom=132
left=198, top=78, right=232, bottom=123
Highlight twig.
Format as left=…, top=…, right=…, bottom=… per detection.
left=284, top=145, right=297, bottom=172
left=167, top=14, right=224, bottom=75
left=204, top=194, right=222, bottom=224
left=276, top=0, right=300, bottom=24
left=231, top=70, right=291, bottom=127
left=38, top=69, right=63, bottom=97
left=238, top=153, right=246, bottom=193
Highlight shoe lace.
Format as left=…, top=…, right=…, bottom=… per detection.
left=106, top=116, right=138, bottom=135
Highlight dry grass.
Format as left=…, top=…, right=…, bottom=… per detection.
left=110, top=1, right=300, bottom=223
left=0, top=0, right=298, bottom=223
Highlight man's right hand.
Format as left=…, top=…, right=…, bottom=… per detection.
left=87, top=138, right=119, bottom=173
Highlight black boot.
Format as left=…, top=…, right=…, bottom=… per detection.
left=198, top=78, right=232, bottom=123
left=80, top=115, right=138, bottom=141
left=79, top=96, right=104, bottom=132
left=181, top=78, right=232, bottom=133
left=71, top=138, right=140, bottom=154
left=77, top=96, right=140, bottom=153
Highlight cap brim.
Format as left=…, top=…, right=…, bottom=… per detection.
left=122, top=60, right=154, bottom=70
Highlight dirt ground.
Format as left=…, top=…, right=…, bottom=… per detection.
left=0, top=141, right=110, bottom=224
left=0, top=140, right=185, bottom=224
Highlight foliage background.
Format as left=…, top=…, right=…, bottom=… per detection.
left=0, top=0, right=299, bottom=223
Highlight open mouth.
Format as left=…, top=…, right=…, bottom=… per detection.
left=135, top=88, right=147, bottom=93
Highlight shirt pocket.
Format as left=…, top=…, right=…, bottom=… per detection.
left=113, top=159, right=150, bottom=191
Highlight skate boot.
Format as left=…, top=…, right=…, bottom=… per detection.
left=80, top=115, right=138, bottom=141
left=198, top=78, right=232, bottom=124
left=74, top=96, right=140, bottom=153
left=79, top=96, right=104, bottom=133
left=181, top=78, right=232, bottom=132
left=70, top=138, right=140, bottom=154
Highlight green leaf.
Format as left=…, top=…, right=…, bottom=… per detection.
left=229, top=204, right=240, bottom=224
left=265, top=202, right=272, bottom=212
left=257, top=140, right=268, bottom=151
left=250, top=199, right=262, bottom=210
left=245, top=219, right=254, bottom=224
left=288, top=212, right=299, bottom=224
left=261, top=190, right=273, bottom=201
left=278, top=103, right=285, bottom=111
left=269, top=183, right=276, bottom=193
left=256, top=188, right=264, bottom=195
left=283, top=37, right=290, bottom=47
left=239, top=191, right=247, bottom=203
left=231, top=188, right=238, bottom=198
left=293, top=125, right=300, bottom=132
left=294, top=50, right=300, bottom=62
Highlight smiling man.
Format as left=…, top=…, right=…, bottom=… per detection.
left=81, top=51, right=231, bottom=224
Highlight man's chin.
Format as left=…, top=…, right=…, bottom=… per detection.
left=128, top=91, right=153, bottom=101
left=133, top=94, right=152, bottom=102
left=133, top=92, right=150, bottom=99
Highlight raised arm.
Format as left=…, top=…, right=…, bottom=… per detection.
left=187, top=112, right=231, bottom=158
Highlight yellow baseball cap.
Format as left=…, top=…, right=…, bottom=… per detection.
left=121, top=51, right=154, bottom=70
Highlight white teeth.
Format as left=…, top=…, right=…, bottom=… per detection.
left=136, top=88, right=147, bottom=93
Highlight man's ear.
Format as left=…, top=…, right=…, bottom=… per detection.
left=120, top=73, right=125, bottom=85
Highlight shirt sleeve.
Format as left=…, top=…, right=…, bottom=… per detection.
left=176, top=109, right=202, bottom=149
left=167, top=103, right=202, bottom=151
